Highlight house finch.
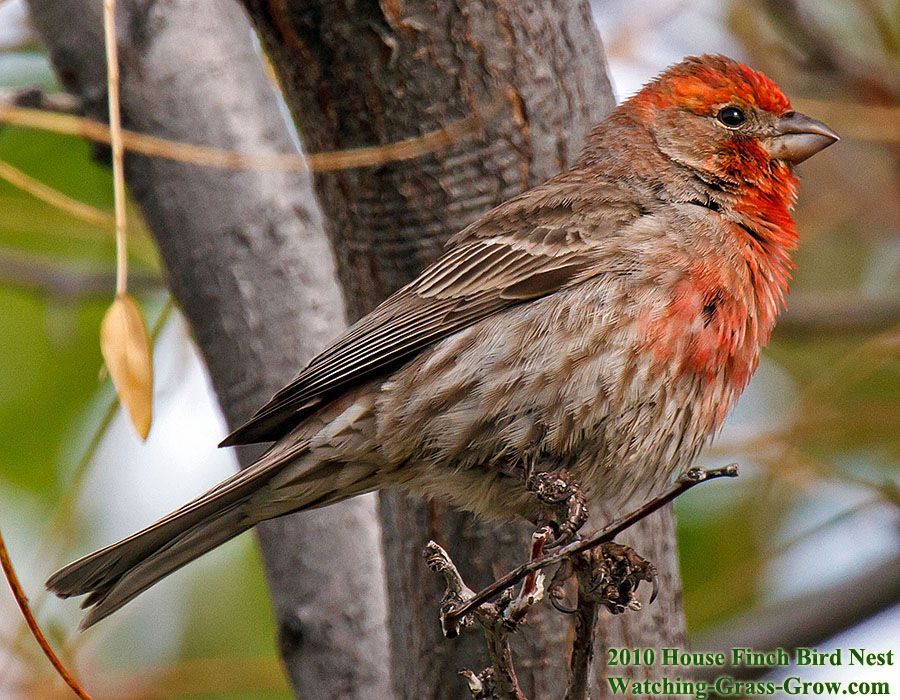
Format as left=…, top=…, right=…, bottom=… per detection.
left=48, top=54, right=837, bottom=628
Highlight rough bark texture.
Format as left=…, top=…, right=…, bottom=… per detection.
left=241, top=1, right=687, bottom=697
left=26, top=2, right=392, bottom=698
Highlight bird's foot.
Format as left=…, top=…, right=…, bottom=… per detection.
left=547, top=542, right=657, bottom=615
left=526, top=468, right=588, bottom=547
left=583, top=542, right=658, bottom=613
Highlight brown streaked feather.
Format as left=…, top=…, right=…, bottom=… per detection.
left=221, top=183, right=616, bottom=447
left=46, top=432, right=310, bottom=599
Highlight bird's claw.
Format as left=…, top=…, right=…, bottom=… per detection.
left=527, top=469, right=576, bottom=504
left=527, top=468, right=589, bottom=547
left=589, top=542, right=657, bottom=614
left=544, top=541, right=657, bottom=615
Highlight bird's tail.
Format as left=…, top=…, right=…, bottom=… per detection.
left=46, top=440, right=320, bottom=629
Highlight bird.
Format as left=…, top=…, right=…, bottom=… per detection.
left=47, top=54, right=838, bottom=629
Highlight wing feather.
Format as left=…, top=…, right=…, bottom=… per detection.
left=220, top=188, right=614, bottom=447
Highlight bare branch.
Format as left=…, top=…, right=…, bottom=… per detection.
left=0, top=98, right=499, bottom=173
left=0, top=248, right=161, bottom=300
left=696, top=550, right=900, bottom=681
left=565, top=564, right=600, bottom=700
left=425, top=542, right=527, bottom=700
left=426, top=465, right=738, bottom=700
left=777, top=290, right=900, bottom=335
left=0, top=527, right=95, bottom=700
left=445, top=464, right=739, bottom=626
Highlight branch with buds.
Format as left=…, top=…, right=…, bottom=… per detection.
left=425, top=464, right=739, bottom=700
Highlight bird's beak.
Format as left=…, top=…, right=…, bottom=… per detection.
left=765, top=111, right=839, bottom=164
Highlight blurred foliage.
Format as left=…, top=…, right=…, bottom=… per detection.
left=0, top=120, right=159, bottom=495
left=0, top=286, right=104, bottom=494
left=0, top=42, right=287, bottom=700
left=1, top=1, right=899, bottom=697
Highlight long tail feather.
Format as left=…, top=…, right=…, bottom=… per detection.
left=46, top=439, right=314, bottom=629
left=76, top=506, right=251, bottom=629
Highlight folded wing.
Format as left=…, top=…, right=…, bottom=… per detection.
left=221, top=180, right=622, bottom=447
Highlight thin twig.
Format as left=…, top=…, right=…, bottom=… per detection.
left=0, top=300, right=174, bottom=687
left=425, top=542, right=526, bottom=700
left=0, top=96, right=500, bottom=172
left=445, top=464, right=739, bottom=626
left=0, top=248, right=160, bottom=299
left=0, top=157, right=115, bottom=228
left=0, top=529, right=95, bottom=700
left=103, top=0, right=127, bottom=296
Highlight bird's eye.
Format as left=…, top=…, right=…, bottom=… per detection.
left=717, top=106, right=746, bottom=127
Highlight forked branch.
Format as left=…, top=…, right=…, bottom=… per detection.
left=425, top=464, right=739, bottom=700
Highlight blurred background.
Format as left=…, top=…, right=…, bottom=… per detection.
left=0, top=0, right=897, bottom=697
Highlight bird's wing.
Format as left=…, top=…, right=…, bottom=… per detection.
left=221, top=180, right=626, bottom=447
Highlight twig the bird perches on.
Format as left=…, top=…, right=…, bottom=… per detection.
left=445, top=464, right=738, bottom=627
left=425, top=464, right=739, bottom=700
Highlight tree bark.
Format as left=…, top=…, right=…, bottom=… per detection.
left=26, top=2, right=392, bottom=699
left=241, top=1, right=687, bottom=697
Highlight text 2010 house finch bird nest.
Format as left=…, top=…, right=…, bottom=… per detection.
left=47, top=53, right=837, bottom=679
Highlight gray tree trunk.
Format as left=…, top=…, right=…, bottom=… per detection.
left=240, top=2, right=688, bottom=697
left=26, top=2, right=392, bottom=699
